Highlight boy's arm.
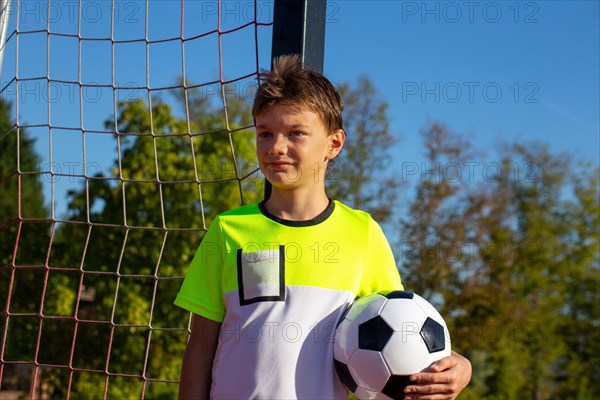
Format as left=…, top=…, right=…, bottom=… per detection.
left=179, top=314, right=222, bottom=400
left=403, top=351, right=472, bottom=400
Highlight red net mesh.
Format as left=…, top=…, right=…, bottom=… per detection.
left=0, top=1, right=272, bottom=398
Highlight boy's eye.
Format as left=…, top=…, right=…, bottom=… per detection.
left=257, top=131, right=271, bottom=138
left=289, top=131, right=305, bottom=137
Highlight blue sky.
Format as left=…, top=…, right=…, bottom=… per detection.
left=1, top=0, right=598, bottom=219
left=324, top=1, right=599, bottom=184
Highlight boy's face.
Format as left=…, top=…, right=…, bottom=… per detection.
left=255, top=104, right=344, bottom=192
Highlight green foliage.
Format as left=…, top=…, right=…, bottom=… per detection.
left=53, top=94, right=259, bottom=398
left=0, top=90, right=261, bottom=398
left=400, top=122, right=600, bottom=399
left=2, top=78, right=598, bottom=400
left=0, top=99, right=49, bottom=264
left=0, top=99, right=52, bottom=395
left=327, top=77, right=398, bottom=223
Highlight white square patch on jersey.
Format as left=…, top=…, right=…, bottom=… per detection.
left=237, top=247, right=285, bottom=305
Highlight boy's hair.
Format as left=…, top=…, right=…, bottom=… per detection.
left=252, top=54, right=344, bottom=134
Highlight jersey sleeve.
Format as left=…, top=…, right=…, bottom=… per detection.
left=174, top=218, right=226, bottom=323
left=358, top=217, right=403, bottom=297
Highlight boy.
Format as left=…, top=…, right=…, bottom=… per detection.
left=175, top=55, right=471, bottom=399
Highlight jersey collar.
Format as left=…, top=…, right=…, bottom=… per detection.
left=258, top=198, right=335, bottom=227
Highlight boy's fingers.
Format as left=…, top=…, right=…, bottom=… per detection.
left=404, top=353, right=468, bottom=399
left=429, top=355, right=457, bottom=372
left=405, top=383, right=451, bottom=393
left=409, top=371, right=449, bottom=385
left=405, top=379, right=458, bottom=400
left=404, top=384, right=457, bottom=400
left=404, top=394, right=454, bottom=400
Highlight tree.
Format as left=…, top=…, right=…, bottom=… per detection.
left=5, top=73, right=597, bottom=399
left=397, top=122, right=476, bottom=301
left=400, top=122, right=600, bottom=399
left=39, top=92, right=261, bottom=398
left=326, top=77, right=398, bottom=224
left=546, top=159, right=600, bottom=399
left=0, top=99, right=54, bottom=394
left=0, top=99, right=49, bottom=264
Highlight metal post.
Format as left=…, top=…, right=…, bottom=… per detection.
left=0, top=0, right=13, bottom=78
left=271, top=0, right=326, bottom=72
left=265, top=0, right=327, bottom=199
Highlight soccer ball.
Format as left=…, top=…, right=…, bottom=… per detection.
left=333, top=290, right=451, bottom=399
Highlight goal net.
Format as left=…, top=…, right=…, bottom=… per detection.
left=0, top=0, right=272, bottom=397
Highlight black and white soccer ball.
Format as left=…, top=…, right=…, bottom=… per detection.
left=333, top=290, right=451, bottom=399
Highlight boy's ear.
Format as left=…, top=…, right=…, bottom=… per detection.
left=326, top=129, right=345, bottom=160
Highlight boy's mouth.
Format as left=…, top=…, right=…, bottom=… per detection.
left=268, top=160, right=294, bottom=167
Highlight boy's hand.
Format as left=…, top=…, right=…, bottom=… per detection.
left=403, top=351, right=471, bottom=400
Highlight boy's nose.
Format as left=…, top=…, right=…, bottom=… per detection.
left=270, top=134, right=288, bottom=155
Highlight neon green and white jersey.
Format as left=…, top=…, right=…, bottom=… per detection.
left=175, top=199, right=402, bottom=399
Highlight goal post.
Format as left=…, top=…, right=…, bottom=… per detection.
left=265, top=0, right=327, bottom=199
left=0, top=0, right=11, bottom=78
left=272, top=0, right=326, bottom=72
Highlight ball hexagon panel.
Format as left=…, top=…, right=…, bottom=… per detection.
left=420, top=317, right=446, bottom=353
left=379, top=298, right=426, bottom=332
left=381, top=375, right=413, bottom=399
left=359, top=315, right=394, bottom=351
left=411, top=294, right=447, bottom=326
left=383, top=290, right=414, bottom=300
left=334, top=318, right=358, bottom=364
left=381, top=328, right=431, bottom=375
left=348, top=349, right=391, bottom=392
left=334, top=359, right=358, bottom=393
left=354, top=387, right=394, bottom=400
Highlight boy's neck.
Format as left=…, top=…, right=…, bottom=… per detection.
left=263, top=189, right=330, bottom=221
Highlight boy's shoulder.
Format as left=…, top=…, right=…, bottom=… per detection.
left=216, top=202, right=262, bottom=219
left=332, top=200, right=373, bottom=223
